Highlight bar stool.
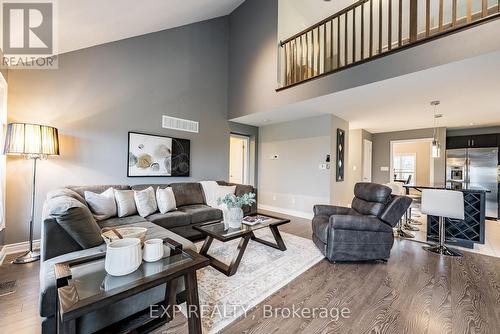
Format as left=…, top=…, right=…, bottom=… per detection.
left=385, top=182, right=414, bottom=239
left=421, top=189, right=464, bottom=257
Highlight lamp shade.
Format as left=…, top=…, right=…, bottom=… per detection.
left=3, top=123, right=59, bottom=156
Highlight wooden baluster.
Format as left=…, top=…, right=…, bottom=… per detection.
left=298, top=36, right=303, bottom=81
left=369, top=0, right=373, bottom=57
left=439, top=0, right=444, bottom=32
left=410, top=0, right=418, bottom=42
left=388, top=0, right=392, bottom=51
left=305, top=32, right=309, bottom=79
left=311, top=31, right=315, bottom=77
left=316, top=27, right=320, bottom=75
left=353, top=8, right=356, bottom=63
left=426, top=0, right=430, bottom=37
left=452, top=0, right=457, bottom=27
left=284, top=43, right=288, bottom=85
left=378, top=0, right=383, bottom=54
left=398, top=0, right=402, bottom=47
left=330, top=19, right=334, bottom=70
left=324, top=24, right=327, bottom=73
left=361, top=2, right=365, bottom=60
left=466, top=0, right=472, bottom=23
left=337, top=17, right=341, bottom=68
left=482, top=0, right=488, bottom=17
left=345, top=13, right=348, bottom=65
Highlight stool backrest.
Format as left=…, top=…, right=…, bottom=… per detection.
left=421, top=189, right=464, bottom=220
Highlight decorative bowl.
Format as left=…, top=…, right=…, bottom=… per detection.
left=101, top=227, right=147, bottom=244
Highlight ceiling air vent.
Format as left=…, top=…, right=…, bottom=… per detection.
left=162, top=116, right=199, bottom=133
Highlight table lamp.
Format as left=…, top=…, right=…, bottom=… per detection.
left=3, top=123, right=59, bottom=264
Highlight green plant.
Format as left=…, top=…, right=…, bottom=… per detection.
left=217, top=192, right=256, bottom=209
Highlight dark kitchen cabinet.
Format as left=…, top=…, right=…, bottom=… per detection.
left=446, top=134, right=498, bottom=149
left=470, top=134, right=497, bottom=148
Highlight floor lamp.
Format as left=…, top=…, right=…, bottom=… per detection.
left=3, top=123, right=59, bottom=264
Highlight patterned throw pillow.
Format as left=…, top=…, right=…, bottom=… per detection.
left=84, top=187, right=117, bottom=221
left=156, top=187, right=177, bottom=214
left=114, top=189, right=137, bottom=217
left=134, top=186, right=158, bottom=217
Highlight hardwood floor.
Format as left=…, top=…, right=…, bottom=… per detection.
left=2, top=212, right=500, bottom=334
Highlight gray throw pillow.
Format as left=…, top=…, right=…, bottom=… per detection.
left=46, top=188, right=87, bottom=205
left=46, top=196, right=104, bottom=249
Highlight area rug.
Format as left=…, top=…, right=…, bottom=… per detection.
left=190, top=229, right=324, bottom=333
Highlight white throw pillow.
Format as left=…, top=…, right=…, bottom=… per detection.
left=84, top=187, right=117, bottom=221
left=134, top=187, right=158, bottom=217
left=114, top=189, right=137, bottom=217
left=156, top=187, right=177, bottom=214
left=216, top=185, right=236, bottom=203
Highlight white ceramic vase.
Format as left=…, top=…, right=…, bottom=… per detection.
left=105, top=238, right=142, bottom=276
left=227, top=207, right=244, bottom=228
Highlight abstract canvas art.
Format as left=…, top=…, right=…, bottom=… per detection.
left=127, top=132, right=190, bottom=177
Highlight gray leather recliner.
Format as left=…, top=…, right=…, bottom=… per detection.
left=312, top=182, right=412, bottom=262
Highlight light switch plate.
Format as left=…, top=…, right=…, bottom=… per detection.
left=380, top=166, right=389, bottom=172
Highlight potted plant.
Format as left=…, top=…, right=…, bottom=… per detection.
left=218, top=193, right=256, bottom=228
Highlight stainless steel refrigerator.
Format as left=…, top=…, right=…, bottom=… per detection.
left=446, top=147, right=499, bottom=219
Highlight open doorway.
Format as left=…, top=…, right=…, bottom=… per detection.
left=390, top=138, right=435, bottom=185
left=229, top=134, right=250, bottom=184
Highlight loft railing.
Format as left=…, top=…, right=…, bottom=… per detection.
left=278, top=0, right=500, bottom=89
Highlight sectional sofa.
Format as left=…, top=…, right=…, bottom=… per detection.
left=39, top=181, right=256, bottom=334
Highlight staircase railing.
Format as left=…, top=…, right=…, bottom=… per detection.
left=278, top=0, right=500, bottom=89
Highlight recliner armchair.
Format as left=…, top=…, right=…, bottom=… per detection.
left=312, top=182, right=412, bottom=262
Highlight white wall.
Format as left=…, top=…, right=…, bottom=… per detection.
left=258, top=115, right=332, bottom=218
left=278, top=0, right=356, bottom=41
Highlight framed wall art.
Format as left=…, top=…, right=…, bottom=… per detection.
left=127, top=132, right=190, bottom=177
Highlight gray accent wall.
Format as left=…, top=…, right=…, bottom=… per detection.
left=371, top=128, right=446, bottom=185
left=4, top=17, right=258, bottom=244
left=228, top=0, right=500, bottom=120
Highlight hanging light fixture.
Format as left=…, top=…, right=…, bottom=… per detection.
left=430, top=101, right=442, bottom=158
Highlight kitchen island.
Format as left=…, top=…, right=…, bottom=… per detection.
left=403, top=184, right=487, bottom=249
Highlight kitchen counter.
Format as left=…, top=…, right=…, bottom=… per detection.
left=402, top=184, right=486, bottom=249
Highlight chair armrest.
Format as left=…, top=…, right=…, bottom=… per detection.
left=313, top=205, right=351, bottom=217
left=329, top=215, right=394, bottom=233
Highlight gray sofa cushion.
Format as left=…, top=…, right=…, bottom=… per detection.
left=98, top=215, right=147, bottom=228
left=171, top=183, right=205, bottom=207
left=46, top=196, right=104, bottom=249
left=146, top=211, right=191, bottom=229
left=68, top=185, right=130, bottom=197
left=351, top=183, right=392, bottom=217
left=46, top=188, right=86, bottom=204
left=178, top=204, right=222, bottom=224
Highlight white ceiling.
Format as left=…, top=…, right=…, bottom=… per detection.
left=234, top=50, right=500, bottom=133
left=56, top=0, right=245, bottom=54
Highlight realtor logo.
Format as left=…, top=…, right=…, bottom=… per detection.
left=1, top=0, right=57, bottom=69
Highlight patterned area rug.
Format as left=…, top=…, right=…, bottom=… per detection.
left=191, top=229, right=324, bottom=333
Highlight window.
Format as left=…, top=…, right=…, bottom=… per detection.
left=393, top=153, right=416, bottom=183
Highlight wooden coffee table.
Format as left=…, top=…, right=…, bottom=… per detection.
left=194, top=213, right=290, bottom=276
left=54, top=239, right=209, bottom=334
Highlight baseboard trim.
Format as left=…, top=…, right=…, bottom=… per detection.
left=0, top=239, right=40, bottom=265
left=258, top=204, right=313, bottom=220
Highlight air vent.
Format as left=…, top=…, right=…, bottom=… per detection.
left=162, top=116, right=199, bottom=133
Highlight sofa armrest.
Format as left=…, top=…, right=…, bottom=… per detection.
left=41, top=217, right=83, bottom=261
left=329, top=215, right=394, bottom=233
left=313, top=205, right=351, bottom=217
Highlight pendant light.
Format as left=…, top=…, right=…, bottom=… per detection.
left=430, top=101, right=442, bottom=158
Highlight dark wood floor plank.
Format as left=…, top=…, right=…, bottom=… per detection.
left=3, top=213, right=500, bottom=334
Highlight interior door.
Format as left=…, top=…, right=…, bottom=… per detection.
left=229, top=135, right=249, bottom=184
left=362, top=139, right=372, bottom=182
